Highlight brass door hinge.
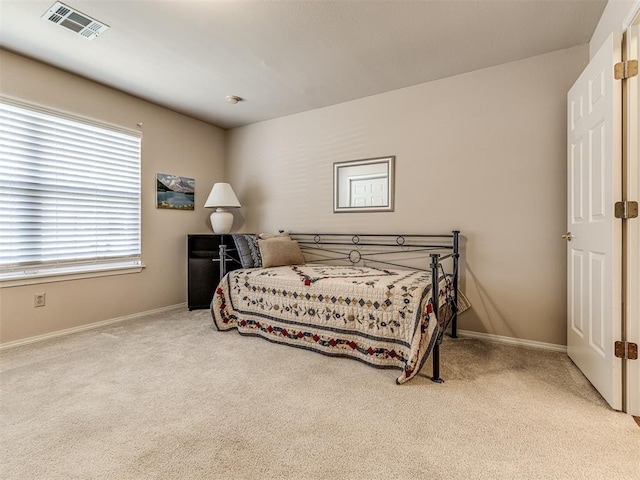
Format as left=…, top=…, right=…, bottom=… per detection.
left=614, top=201, right=639, bottom=219
left=615, top=341, right=638, bottom=360
left=614, top=60, right=638, bottom=79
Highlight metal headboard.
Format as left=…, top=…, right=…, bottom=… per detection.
left=287, top=232, right=455, bottom=271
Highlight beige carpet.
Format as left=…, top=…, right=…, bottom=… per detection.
left=1, top=308, right=638, bottom=479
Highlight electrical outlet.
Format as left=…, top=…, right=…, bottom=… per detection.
left=34, top=293, right=46, bottom=307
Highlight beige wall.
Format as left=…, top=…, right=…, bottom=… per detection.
left=226, top=45, right=588, bottom=346
left=0, top=44, right=591, bottom=347
left=0, top=49, right=226, bottom=344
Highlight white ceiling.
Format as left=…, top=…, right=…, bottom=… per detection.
left=0, top=0, right=606, bottom=129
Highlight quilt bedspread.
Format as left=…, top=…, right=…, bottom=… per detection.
left=211, top=264, right=453, bottom=384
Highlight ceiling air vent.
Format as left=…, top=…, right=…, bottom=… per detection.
left=41, top=2, right=109, bottom=40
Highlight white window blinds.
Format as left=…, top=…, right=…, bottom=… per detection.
left=0, top=98, right=142, bottom=281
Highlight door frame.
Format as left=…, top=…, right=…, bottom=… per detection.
left=623, top=18, right=640, bottom=417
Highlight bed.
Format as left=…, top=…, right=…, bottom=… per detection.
left=211, top=232, right=464, bottom=384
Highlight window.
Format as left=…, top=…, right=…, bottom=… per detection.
left=0, top=97, right=142, bottom=285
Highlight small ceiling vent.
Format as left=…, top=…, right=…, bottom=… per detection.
left=41, top=2, right=109, bottom=40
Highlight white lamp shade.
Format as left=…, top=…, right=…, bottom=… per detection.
left=204, top=183, right=241, bottom=208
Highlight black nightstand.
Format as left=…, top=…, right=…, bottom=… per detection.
left=187, top=234, right=240, bottom=310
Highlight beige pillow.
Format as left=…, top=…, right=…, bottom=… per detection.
left=259, top=239, right=305, bottom=267
left=259, top=232, right=290, bottom=240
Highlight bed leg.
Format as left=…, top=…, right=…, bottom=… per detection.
left=431, top=342, right=444, bottom=383
left=451, top=311, right=458, bottom=339
left=451, top=230, right=460, bottom=338
left=430, top=253, right=444, bottom=383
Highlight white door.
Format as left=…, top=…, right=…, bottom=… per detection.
left=567, top=31, right=623, bottom=410
left=625, top=24, right=640, bottom=417
left=349, top=175, right=388, bottom=207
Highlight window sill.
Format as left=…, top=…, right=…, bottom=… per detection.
left=0, top=264, right=146, bottom=288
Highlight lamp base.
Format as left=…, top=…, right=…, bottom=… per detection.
left=210, top=208, right=234, bottom=234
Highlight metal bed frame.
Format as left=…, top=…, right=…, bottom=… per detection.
left=287, top=231, right=460, bottom=383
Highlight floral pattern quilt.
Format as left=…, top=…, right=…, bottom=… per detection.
left=211, top=264, right=454, bottom=384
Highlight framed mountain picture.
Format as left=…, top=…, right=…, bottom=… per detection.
left=156, top=173, right=195, bottom=210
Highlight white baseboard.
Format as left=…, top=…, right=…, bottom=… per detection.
left=0, top=303, right=187, bottom=351
left=1, top=309, right=567, bottom=354
left=456, top=329, right=567, bottom=353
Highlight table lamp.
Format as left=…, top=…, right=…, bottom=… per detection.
left=204, top=183, right=241, bottom=234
